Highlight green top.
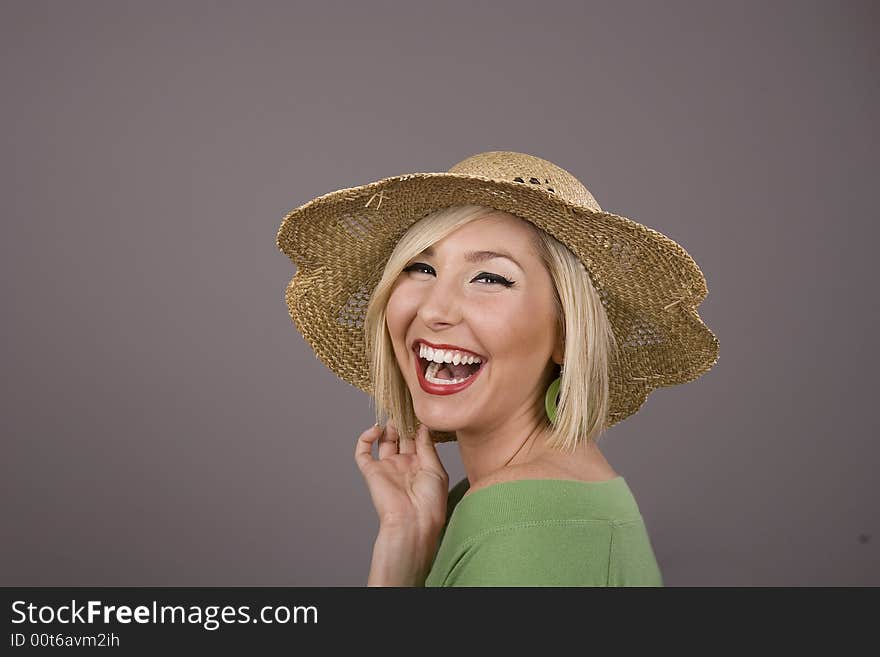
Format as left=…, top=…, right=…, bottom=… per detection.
left=424, top=476, right=664, bottom=587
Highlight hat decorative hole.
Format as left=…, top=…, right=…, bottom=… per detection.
left=621, top=317, right=665, bottom=349
left=337, top=285, right=371, bottom=329
left=340, top=212, right=372, bottom=240
left=513, top=176, right=555, bottom=194
left=603, top=237, right=637, bottom=271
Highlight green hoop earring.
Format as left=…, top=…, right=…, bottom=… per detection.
left=545, top=372, right=562, bottom=424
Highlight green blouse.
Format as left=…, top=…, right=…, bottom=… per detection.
left=424, top=476, right=664, bottom=587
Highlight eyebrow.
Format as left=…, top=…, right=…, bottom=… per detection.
left=420, top=246, right=523, bottom=271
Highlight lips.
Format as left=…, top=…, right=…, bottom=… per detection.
left=412, top=344, right=486, bottom=396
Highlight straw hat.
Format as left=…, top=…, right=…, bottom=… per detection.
left=275, top=151, right=719, bottom=435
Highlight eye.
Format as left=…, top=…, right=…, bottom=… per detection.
left=403, top=262, right=434, bottom=276
left=402, top=263, right=515, bottom=288
left=473, top=272, right=515, bottom=287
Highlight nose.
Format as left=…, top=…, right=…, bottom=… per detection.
left=416, top=273, right=463, bottom=329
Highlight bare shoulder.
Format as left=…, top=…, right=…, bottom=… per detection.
left=464, top=459, right=619, bottom=498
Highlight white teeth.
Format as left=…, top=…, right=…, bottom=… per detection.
left=418, top=343, right=483, bottom=364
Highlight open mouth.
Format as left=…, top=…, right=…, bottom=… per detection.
left=412, top=343, right=487, bottom=394
left=420, top=356, right=482, bottom=384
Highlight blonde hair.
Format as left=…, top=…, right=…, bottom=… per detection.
left=363, top=204, right=619, bottom=453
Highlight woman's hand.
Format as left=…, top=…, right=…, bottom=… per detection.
left=355, top=421, right=449, bottom=586
left=354, top=421, right=449, bottom=534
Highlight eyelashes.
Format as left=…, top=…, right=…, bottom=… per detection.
left=402, top=263, right=516, bottom=288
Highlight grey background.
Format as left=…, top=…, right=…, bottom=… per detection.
left=1, top=0, right=876, bottom=586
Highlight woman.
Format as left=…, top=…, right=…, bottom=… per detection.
left=276, top=151, right=719, bottom=586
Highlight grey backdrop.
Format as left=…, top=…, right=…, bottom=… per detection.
left=2, top=0, right=876, bottom=586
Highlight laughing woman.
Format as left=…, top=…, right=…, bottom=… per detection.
left=276, top=151, right=719, bottom=587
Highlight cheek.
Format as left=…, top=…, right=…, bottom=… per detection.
left=384, top=288, right=418, bottom=348
left=486, top=302, right=555, bottom=361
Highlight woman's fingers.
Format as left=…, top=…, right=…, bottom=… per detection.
left=355, top=421, right=443, bottom=472
left=355, top=424, right=384, bottom=470
left=377, top=422, right=399, bottom=460
left=414, top=423, right=447, bottom=477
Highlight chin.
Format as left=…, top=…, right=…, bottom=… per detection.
left=415, top=410, right=455, bottom=431
left=412, top=404, right=464, bottom=433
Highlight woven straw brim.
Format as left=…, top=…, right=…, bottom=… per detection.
left=276, top=172, right=719, bottom=436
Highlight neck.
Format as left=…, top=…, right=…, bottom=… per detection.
left=455, top=401, right=554, bottom=487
